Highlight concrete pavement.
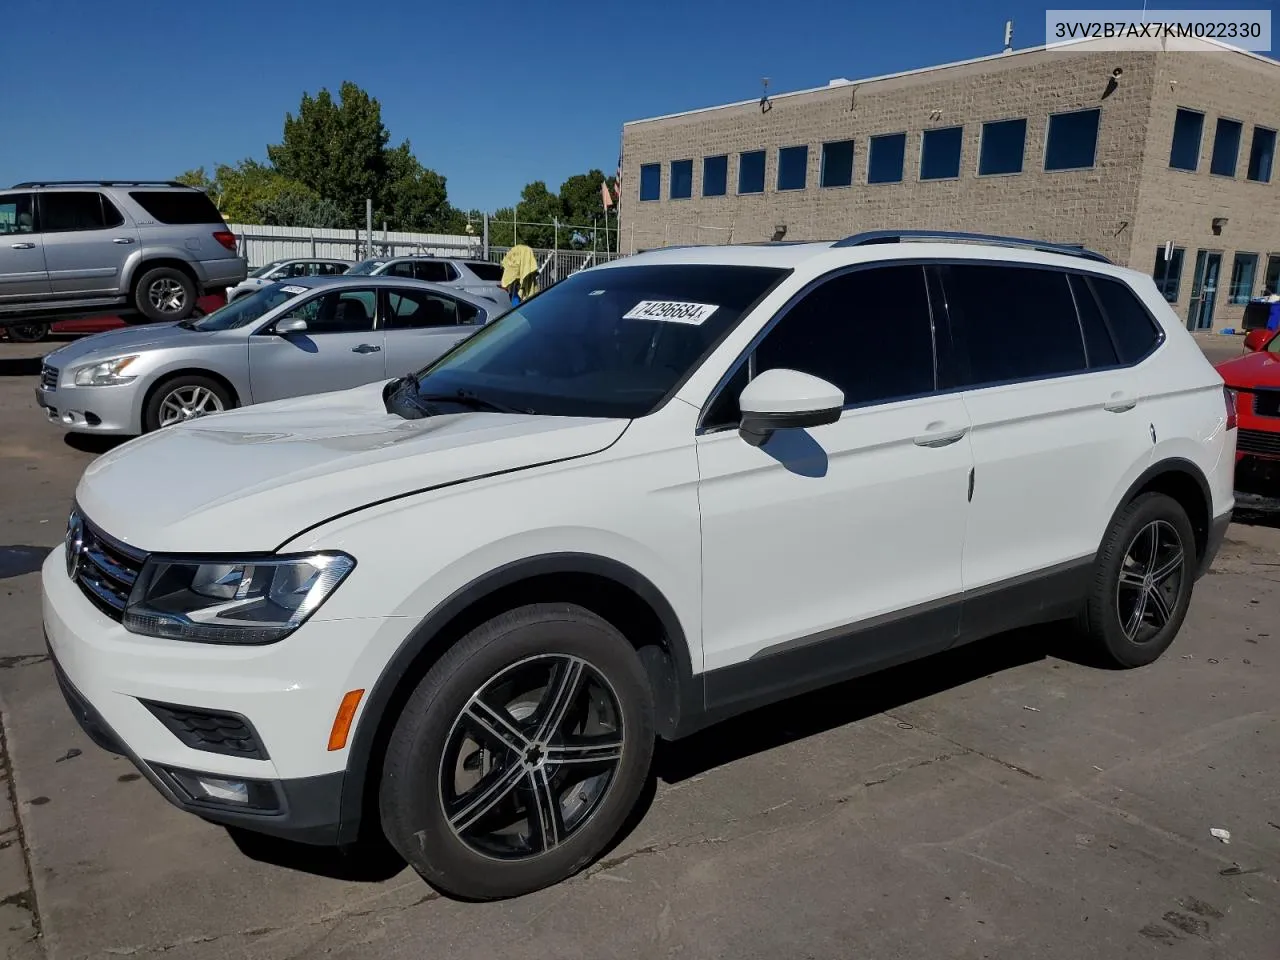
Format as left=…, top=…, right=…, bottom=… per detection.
left=1, top=335, right=1276, bottom=959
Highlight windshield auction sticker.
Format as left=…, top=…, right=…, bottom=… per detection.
left=280, top=285, right=308, bottom=294
left=623, top=300, right=719, bottom=325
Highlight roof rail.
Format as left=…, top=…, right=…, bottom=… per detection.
left=10, top=180, right=191, bottom=189
left=832, top=230, right=1112, bottom=263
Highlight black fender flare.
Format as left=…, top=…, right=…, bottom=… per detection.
left=1104, top=456, right=1213, bottom=557
left=336, top=552, right=697, bottom=842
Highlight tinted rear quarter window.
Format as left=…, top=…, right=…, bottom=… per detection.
left=943, top=264, right=1086, bottom=384
left=129, top=190, right=224, bottom=225
left=465, top=261, right=503, bottom=282
left=1089, top=276, right=1162, bottom=363
left=1068, top=274, right=1119, bottom=367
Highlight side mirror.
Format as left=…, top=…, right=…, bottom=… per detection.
left=1243, top=328, right=1274, bottom=352
left=737, top=368, right=844, bottom=447
left=275, top=317, right=308, bottom=335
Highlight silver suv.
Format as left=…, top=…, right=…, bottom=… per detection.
left=0, top=180, right=247, bottom=327
left=347, top=255, right=511, bottom=309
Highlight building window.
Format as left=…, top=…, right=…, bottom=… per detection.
left=920, top=126, right=963, bottom=180
left=670, top=159, right=693, bottom=200
left=1229, top=252, right=1258, bottom=304
left=703, top=155, right=728, bottom=196
left=1246, top=126, right=1275, bottom=183
left=1265, top=255, right=1280, bottom=296
left=1169, top=108, right=1204, bottom=171
left=1044, top=108, right=1100, bottom=171
left=820, top=140, right=854, bottom=187
left=639, top=163, right=660, bottom=201
left=867, top=132, right=907, bottom=184
left=1210, top=118, right=1243, bottom=177
left=1153, top=245, right=1185, bottom=302
left=978, top=118, right=1026, bottom=175
left=776, top=145, right=808, bottom=191
left=738, top=150, right=765, bottom=194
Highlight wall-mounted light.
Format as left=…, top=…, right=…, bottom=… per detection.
left=1212, top=216, right=1228, bottom=235
left=772, top=224, right=787, bottom=241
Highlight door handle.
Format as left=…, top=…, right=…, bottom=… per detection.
left=913, top=423, right=969, bottom=448
left=10, top=242, right=35, bottom=250
left=351, top=343, right=382, bottom=354
left=112, top=237, right=135, bottom=244
left=1103, top=391, right=1137, bottom=413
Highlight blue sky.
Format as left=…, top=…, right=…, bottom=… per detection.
left=0, top=0, right=1272, bottom=212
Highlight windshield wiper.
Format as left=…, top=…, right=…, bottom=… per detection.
left=416, top=388, right=532, bottom=415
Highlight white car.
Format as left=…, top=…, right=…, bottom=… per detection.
left=225, top=258, right=353, bottom=301
left=43, top=231, right=1235, bottom=900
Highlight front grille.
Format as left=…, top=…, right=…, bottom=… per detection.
left=141, top=701, right=268, bottom=759
left=41, top=364, right=58, bottom=392
left=70, top=513, right=146, bottom=621
left=1252, top=389, right=1280, bottom=419
left=1237, top=428, right=1280, bottom=457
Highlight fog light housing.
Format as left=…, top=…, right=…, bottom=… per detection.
left=162, top=767, right=281, bottom=812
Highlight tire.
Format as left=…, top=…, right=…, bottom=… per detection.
left=133, top=266, right=196, bottom=322
left=1078, top=492, right=1197, bottom=668
left=5, top=322, right=48, bottom=343
left=142, top=374, right=233, bottom=433
left=379, top=603, right=655, bottom=900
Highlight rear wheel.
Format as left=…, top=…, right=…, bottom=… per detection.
left=143, top=374, right=233, bottom=432
left=133, top=266, right=196, bottom=322
left=4, top=322, right=48, bottom=343
left=1078, top=493, right=1197, bottom=667
left=379, top=604, right=654, bottom=900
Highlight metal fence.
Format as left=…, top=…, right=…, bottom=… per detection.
left=228, top=224, right=627, bottom=286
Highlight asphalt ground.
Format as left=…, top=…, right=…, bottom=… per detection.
left=0, top=332, right=1276, bottom=959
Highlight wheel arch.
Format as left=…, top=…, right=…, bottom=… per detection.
left=127, top=258, right=200, bottom=307
left=139, top=368, right=241, bottom=429
left=337, top=552, right=698, bottom=844
left=1110, top=458, right=1212, bottom=564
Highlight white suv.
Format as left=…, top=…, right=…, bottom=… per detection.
left=43, top=232, right=1235, bottom=900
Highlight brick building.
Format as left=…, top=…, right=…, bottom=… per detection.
left=618, top=39, right=1280, bottom=330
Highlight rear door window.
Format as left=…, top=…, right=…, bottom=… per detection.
left=940, top=263, right=1087, bottom=385
left=40, top=191, right=117, bottom=232
left=386, top=289, right=483, bottom=328
left=128, top=190, right=224, bottom=225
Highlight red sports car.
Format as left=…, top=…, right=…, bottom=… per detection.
left=1217, top=328, right=1280, bottom=497
left=1, top=293, right=227, bottom=343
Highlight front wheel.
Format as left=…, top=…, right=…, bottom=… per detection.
left=1078, top=492, right=1197, bottom=667
left=379, top=604, right=654, bottom=900
left=143, top=374, right=233, bottom=432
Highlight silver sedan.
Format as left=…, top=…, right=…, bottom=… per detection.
left=34, top=275, right=495, bottom=435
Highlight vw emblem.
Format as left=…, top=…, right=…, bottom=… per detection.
left=65, top=513, right=84, bottom=580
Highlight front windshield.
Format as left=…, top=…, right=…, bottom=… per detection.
left=248, top=260, right=285, bottom=279
left=192, top=283, right=305, bottom=331
left=411, top=264, right=788, bottom=419
left=1269, top=332, right=1280, bottom=354
left=347, top=259, right=386, bottom=276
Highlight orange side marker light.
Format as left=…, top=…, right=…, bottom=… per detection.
left=327, top=689, right=365, bottom=751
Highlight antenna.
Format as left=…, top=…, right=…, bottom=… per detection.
left=1003, top=19, right=1014, bottom=52
left=760, top=77, right=772, bottom=114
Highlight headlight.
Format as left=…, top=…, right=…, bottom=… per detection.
left=74, top=355, right=139, bottom=386
left=123, top=552, right=355, bottom=644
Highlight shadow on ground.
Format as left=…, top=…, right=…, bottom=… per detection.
left=0, top=356, right=42, bottom=377
left=224, top=622, right=1084, bottom=891
left=0, top=545, right=51, bottom=579
left=63, top=434, right=127, bottom=455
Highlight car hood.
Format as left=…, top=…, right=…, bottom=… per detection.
left=75, top=380, right=629, bottom=553
left=1216, top=350, right=1280, bottom=390
left=43, top=323, right=211, bottom=366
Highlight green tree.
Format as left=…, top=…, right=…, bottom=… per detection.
left=175, top=167, right=214, bottom=193
left=210, top=160, right=287, bottom=223
left=558, top=169, right=617, bottom=250
left=267, top=81, right=390, bottom=226
left=254, top=188, right=346, bottom=229
left=382, top=142, right=462, bottom=233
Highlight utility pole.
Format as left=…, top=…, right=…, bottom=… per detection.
left=366, top=199, right=373, bottom=258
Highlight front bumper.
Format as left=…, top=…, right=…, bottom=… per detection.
left=34, top=380, right=139, bottom=435
left=41, top=545, right=387, bottom=845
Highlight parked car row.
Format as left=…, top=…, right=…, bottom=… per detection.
left=34, top=275, right=495, bottom=434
